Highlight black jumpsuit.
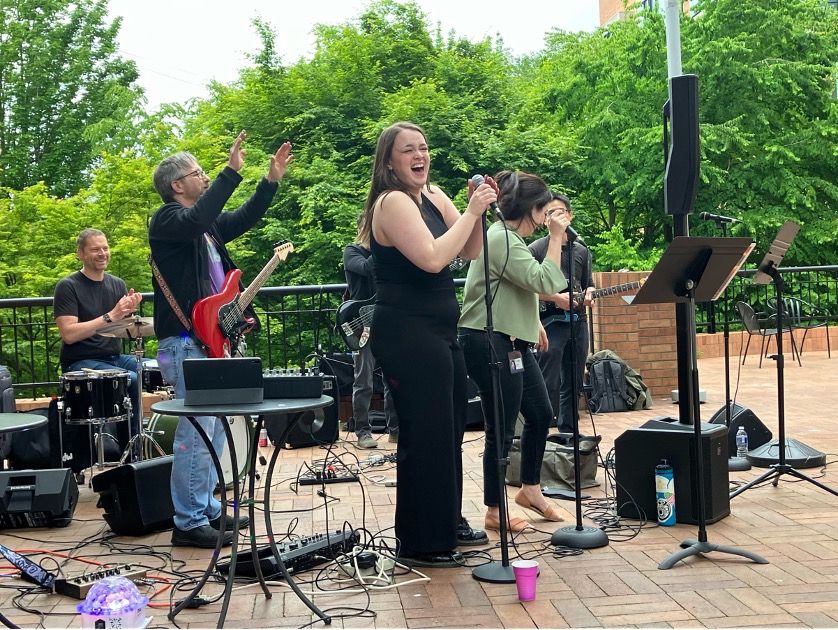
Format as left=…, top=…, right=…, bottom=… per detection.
left=370, top=194, right=467, bottom=554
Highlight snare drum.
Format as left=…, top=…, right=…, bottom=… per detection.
left=142, top=360, right=167, bottom=393
left=60, top=370, right=131, bottom=425
left=144, top=413, right=253, bottom=488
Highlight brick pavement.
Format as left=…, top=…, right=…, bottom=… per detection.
left=2, top=352, right=838, bottom=628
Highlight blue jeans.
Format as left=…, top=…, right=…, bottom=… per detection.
left=156, top=335, right=223, bottom=531
left=459, top=329, right=553, bottom=507
left=352, top=345, right=398, bottom=436
left=65, top=355, right=141, bottom=450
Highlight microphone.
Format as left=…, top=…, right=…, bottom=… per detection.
left=565, top=225, right=580, bottom=243
left=698, top=212, right=743, bottom=225
left=470, top=174, right=504, bottom=220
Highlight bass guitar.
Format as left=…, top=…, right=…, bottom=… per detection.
left=192, top=241, right=295, bottom=358
left=336, top=257, right=468, bottom=351
left=540, top=278, right=646, bottom=327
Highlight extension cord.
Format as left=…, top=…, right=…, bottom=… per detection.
left=337, top=560, right=377, bottom=579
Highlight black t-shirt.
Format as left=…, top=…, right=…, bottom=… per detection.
left=53, top=272, right=126, bottom=369
left=529, top=236, right=594, bottom=320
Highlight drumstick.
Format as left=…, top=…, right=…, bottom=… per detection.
left=81, top=367, right=108, bottom=374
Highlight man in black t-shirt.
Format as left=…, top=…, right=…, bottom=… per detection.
left=529, top=194, right=595, bottom=434
left=53, top=229, right=143, bottom=452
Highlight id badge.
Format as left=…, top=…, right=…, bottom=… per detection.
left=508, top=350, right=524, bottom=374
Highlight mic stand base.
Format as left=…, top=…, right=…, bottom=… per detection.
left=746, top=438, right=826, bottom=469
left=728, top=456, right=751, bottom=472
left=472, top=561, right=516, bottom=584
left=658, top=539, right=768, bottom=570
left=551, top=525, right=609, bottom=549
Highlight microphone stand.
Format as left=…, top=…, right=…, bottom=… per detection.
left=550, top=232, right=609, bottom=549
left=709, top=219, right=750, bottom=472
left=472, top=211, right=515, bottom=584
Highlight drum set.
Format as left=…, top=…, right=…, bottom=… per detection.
left=57, top=314, right=255, bottom=483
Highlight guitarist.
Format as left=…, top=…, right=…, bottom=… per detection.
left=342, top=214, right=399, bottom=449
left=148, top=130, right=293, bottom=549
left=529, top=193, right=595, bottom=435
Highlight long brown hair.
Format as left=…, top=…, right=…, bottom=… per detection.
left=360, top=122, right=432, bottom=248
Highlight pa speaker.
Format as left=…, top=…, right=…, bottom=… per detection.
left=708, top=402, right=773, bottom=454
left=0, top=468, right=79, bottom=529
left=92, top=455, right=174, bottom=536
left=614, top=418, right=730, bottom=525
left=664, top=74, right=699, bottom=216
left=264, top=380, right=339, bottom=448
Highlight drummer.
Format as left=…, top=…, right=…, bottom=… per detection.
left=53, top=228, right=144, bottom=455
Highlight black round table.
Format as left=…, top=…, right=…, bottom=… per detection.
left=150, top=396, right=333, bottom=626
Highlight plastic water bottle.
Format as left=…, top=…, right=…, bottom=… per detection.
left=736, top=426, right=748, bottom=458
left=655, top=459, right=676, bottom=526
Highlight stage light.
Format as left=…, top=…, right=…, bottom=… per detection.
left=77, top=575, right=150, bottom=629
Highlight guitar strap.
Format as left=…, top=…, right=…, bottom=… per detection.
left=149, top=255, right=193, bottom=332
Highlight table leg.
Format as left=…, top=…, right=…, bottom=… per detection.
left=263, top=411, right=331, bottom=623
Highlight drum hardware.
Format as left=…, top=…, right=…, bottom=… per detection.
left=100, top=314, right=158, bottom=464
left=142, top=413, right=254, bottom=489
left=59, top=370, right=131, bottom=480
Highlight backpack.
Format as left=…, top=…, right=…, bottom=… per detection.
left=588, top=358, right=635, bottom=413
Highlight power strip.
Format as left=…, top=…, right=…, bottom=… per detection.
left=54, top=565, right=147, bottom=599
left=299, top=473, right=359, bottom=485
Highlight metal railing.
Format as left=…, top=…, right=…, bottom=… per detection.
left=2, top=266, right=835, bottom=398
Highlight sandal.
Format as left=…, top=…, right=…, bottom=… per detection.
left=514, top=492, right=565, bottom=522
left=484, top=514, right=532, bottom=533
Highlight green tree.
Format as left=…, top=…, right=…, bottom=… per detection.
left=0, top=0, right=145, bottom=197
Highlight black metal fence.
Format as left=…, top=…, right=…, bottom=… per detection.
left=2, top=266, right=836, bottom=398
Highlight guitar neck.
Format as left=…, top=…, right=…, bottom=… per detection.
left=238, top=255, right=282, bottom=310
left=592, top=281, right=640, bottom=300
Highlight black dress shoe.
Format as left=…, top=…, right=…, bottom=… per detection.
left=209, top=514, right=250, bottom=531
left=398, top=549, right=464, bottom=568
left=457, top=516, right=489, bottom=547
left=171, top=524, right=234, bottom=548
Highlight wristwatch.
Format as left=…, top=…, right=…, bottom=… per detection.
left=102, top=313, right=112, bottom=323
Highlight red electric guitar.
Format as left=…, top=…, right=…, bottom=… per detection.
left=192, top=241, right=295, bottom=358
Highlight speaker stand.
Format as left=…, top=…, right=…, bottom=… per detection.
left=706, top=218, right=751, bottom=472
left=630, top=235, right=766, bottom=569
left=730, top=222, right=838, bottom=501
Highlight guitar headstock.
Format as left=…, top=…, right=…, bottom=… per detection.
left=449, top=257, right=468, bottom=271
left=273, top=241, right=295, bottom=261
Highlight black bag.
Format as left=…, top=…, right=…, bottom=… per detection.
left=588, top=358, right=635, bottom=413
left=0, top=365, right=14, bottom=460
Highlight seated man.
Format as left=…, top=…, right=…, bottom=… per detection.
left=53, top=228, right=143, bottom=455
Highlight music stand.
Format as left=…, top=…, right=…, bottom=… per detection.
left=631, top=236, right=767, bottom=569
left=730, top=221, right=838, bottom=499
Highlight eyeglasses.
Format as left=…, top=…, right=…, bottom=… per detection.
left=547, top=207, right=569, bottom=216
left=175, top=168, right=205, bottom=181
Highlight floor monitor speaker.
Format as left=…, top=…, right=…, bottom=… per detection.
left=707, top=402, right=773, bottom=455
left=264, top=378, right=339, bottom=448
left=92, top=455, right=175, bottom=536
left=614, top=418, right=730, bottom=525
left=0, top=468, right=79, bottom=529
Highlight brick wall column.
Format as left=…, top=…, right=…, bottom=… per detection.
left=589, top=271, right=678, bottom=399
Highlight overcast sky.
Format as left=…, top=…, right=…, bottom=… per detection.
left=107, top=0, right=600, bottom=111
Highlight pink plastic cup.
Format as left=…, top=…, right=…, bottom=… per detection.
left=511, top=559, right=539, bottom=601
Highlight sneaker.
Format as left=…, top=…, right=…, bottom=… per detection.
left=388, top=431, right=399, bottom=444
left=171, top=524, right=234, bottom=548
left=209, top=514, right=250, bottom=532
left=357, top=433, right=378, bottom=449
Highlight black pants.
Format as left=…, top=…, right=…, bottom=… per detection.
left=536, top=321, right=588, bottom=433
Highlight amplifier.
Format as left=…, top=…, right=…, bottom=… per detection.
left=0, top=468, right=78, bottom=529
left=263, top=369, right=325, bottom=399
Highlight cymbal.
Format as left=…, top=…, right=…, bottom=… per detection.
left=99, top=316, right=155, bottom=338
